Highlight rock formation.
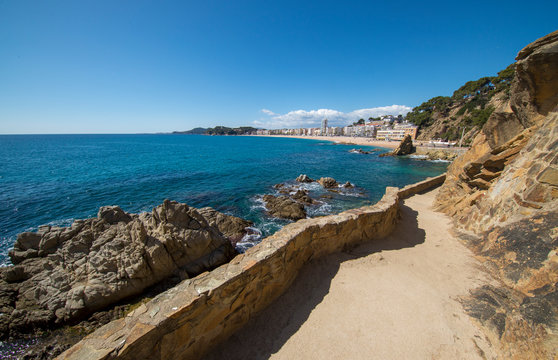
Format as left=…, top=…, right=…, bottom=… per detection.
left=0, top=201, right=238, bottom=338
left=295, top=174, right=314, bottom=183
left=262, top=195, right=307, bottom=220
left=291, top=189, right=314, bottom=204
left=392, top=135, right=416, bottom=155
left=317, top=177, right=338, bottom=188
left=198, top=207, right=253, bottom=245
left=379, top=135, right=416, bottom=157
left=435, top=30, right=558, bottom=359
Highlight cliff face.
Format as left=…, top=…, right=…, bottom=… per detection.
left=435, top=30, right=558, bottom=358
left=415, top=92, right=509, bottom=144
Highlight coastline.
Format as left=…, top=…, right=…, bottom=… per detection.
left=249, top=134, right=469, bottom=153
left=251, top=134, right=401, bottom=149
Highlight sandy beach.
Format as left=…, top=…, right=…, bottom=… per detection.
left=205, top=188, right=499, bottom=359
left=253, top=135, right=403, bottom=149
left=251, top=135, right=468, bottom=152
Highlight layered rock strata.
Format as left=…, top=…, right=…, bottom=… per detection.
left=435, top=30, right=558, bottom=359
left=0, top=201, right=238, bottom=338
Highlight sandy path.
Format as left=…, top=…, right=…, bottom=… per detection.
left=205, top=188, right=499, bottom=360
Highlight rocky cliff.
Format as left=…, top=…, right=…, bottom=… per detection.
left=435, top=30, right=558, bottom=359
left=0, top=201, right=241, bottom=339
left=406, top=63, right=515, bottom=144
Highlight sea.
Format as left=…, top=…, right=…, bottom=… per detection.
left=0, top=134, right=448, bottom=265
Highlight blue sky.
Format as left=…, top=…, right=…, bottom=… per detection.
left=0, top=1, right=556, bottom=134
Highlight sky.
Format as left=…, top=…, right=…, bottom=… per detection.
left=0, top=1, right=557, bottom=134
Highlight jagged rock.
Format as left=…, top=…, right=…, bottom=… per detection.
left=317, top=177, right=338, bottom=188
left=512, top=30, right=558, bottom=126
left=474, top=168, right=501, bottom=182
left=198, top=207, right=253, bottom=244
left=468, top=178, right=491, bottom=190
left=349, top=148, right=370, bottom=154
left=379, top=135, right=416, bottom=157
left=291, top=189, right=314, bottom=204
left=295, top=174, right=314, bottom=183
left=262, top=195, right=306, bottom=220
left=342, top=181, right=354, bottom=188
left=424, top=150, right=458, bottom=161
left=0, top=200, right=238, bottom=338
left=392, top=135, right=416, bottom=156
left=97, top=205, right=132, bottom=224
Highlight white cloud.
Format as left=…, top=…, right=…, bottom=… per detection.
left=261, top=109, right=277, bottom=116
left=256, top=105, right=412, bottom=129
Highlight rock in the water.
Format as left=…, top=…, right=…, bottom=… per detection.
left=317, top=177, right=338, bottom=188
left=295, top=174, right=314, bottom=183
left=262, top=195, right=306, bottom=220
left=392, top=135, right=416, bottom=156
left=291, top=189, right=314, bottom=204
left=198, top=207, right=253, bottom=244
left=342, top=181, right=354, bottom=188
left=0, top=200, right=238, bottom=338
left=349, top=148, right=370, bottom=154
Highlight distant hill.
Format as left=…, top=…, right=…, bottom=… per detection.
left=173, top=127, right=208, bottom=135
left=174, top=126, right=259, bottom=135
left=406, top=64, right=515, bottom=145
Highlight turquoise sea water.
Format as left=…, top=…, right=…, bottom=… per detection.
left=0, top=134, right=448, bottom=264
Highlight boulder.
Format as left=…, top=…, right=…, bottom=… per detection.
left=291, top=189, right=314, bottom=204
left=342, top=181, right=354, bottom=188
left=295, top=174, right=314, bottom=183
left=262, top=195, right=306, bottom=220
left=97, top=205, right=132, bottom=224
left=0, top=200, right=238, bottom=338
left=198, top=207, right=253, bottom=244
left=317, top=177, right=338, bottom=188
left=392, top=135, right=416, bottom=156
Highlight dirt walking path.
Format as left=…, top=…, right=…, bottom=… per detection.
left=205, top=188, right=499, bottom=359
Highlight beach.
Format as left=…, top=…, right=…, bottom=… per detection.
left=253, top=135, right=403, bottom=148
left=251, top=135, right=467, bottom=152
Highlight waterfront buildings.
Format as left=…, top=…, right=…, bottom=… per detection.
left=254, top=118, right=418, bottom=140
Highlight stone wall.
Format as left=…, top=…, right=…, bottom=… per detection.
left=58, top=174, right=445, bottom=360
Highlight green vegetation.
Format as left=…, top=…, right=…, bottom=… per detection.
left=405, top=96, right=452, bottom=127
left=463, top=106, right=495, bottom=128
left=175, top=126, right=258, bottom=135
left=174, top=127, right=208, bottom=135
left=205, top=126, right=258, bottom=135
left=405, top=64, right=515, bottom=139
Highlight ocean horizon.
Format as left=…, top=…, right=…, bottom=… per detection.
left=0, top=134, right=448, bottom=265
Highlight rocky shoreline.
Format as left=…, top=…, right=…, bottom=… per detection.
left=0, top=202, right=252, bottom=358
left=0, top=173, right=367, bottom=359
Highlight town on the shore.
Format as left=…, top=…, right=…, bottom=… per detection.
left=255, top=115, right=419, bottom=141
